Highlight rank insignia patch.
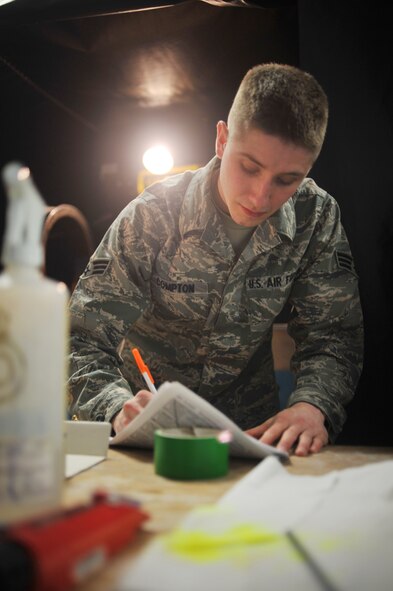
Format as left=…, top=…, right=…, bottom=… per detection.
left=335, top=251, right=355, bottom=274
left=82, top=257, right=111, bottom=278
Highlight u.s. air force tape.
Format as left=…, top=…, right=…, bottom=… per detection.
left=154, top=428, right=230, bottom=480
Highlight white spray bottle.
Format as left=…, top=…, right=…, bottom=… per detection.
left=0, top=162, right=69, bottom=524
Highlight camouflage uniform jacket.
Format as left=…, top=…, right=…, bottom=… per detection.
left=68, top=157, right=363, bottom=440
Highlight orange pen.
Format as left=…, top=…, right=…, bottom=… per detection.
left=131, top=348, right=158, bottom=394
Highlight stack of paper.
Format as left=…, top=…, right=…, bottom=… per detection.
left=116, top=456, right=393, bottom=591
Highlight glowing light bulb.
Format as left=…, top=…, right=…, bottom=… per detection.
left=142, top=145, right=174, bottom=175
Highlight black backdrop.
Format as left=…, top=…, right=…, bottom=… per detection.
left=0, top=1, right=299, bottom=242
left=298, top=1, right=393, bottom=445
left=1, top=0, right=392, bottom=445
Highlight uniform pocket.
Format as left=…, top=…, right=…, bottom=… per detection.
left=151, top=273, right=210, bottom=323
left=246, top=272, right=294, bottom=331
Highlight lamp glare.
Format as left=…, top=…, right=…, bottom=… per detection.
left=142, top=145, right=174, bottom=175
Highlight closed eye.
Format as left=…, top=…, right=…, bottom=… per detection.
left=275, top=177, right=296, bottom=186
left=275, top=176, right=302, bottom=187
left=240, top=163, right=260, bottom=176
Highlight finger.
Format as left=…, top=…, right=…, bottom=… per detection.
left=274, top=425, right=304, bottom=454
left=122, top=399, right=146, bottom=420
left=260, top=418, right=293, bottom=447
left=134, top=389, right=154, bottom=407
left=112, top=394, right=153, bottom=434
left=112, top=409, right=131, bottom=434
left=113, top=400, right=145, bottom=433
left=245, top=418, right=274, bottom=439
left=293, top=432, right=314, bottom=457
left=309, top=435, right=327, bottom=454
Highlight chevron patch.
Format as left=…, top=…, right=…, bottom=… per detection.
left=335, top=251, right=355, bottom=274
left=82, top=257, right=111, bottom=278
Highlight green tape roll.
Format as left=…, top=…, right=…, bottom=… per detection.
left=154, top=428, right=229, bottom=480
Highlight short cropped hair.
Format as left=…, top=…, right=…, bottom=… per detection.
left=227, top=63, right=329, bottom=157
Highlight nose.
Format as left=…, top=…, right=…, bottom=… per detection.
left=249, top=178, right=272, bottom=211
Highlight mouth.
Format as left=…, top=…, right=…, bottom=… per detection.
left=240, top=204, right=269, bottom=218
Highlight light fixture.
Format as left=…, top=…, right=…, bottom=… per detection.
left=142, top=145, right=174, bottom=176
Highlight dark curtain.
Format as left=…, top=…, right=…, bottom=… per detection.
left=298, top=0, right=393, bottom=446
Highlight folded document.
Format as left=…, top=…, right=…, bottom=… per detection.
left=110, top=381, right=287, bottom=460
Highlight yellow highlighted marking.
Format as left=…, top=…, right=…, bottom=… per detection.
left=165, top=524, right=281, bottom=562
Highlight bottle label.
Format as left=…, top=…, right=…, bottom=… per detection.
left=0, top=307, right=26, bottom=402
left=0, top=437, right=57, bottom=505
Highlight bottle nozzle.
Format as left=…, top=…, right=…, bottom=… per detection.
left=2, top=162, right=31, bottom=186
left=1, top=162, right=47, bottom=268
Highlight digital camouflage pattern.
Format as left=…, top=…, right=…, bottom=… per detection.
left=68, top=157, right=363, bottom=441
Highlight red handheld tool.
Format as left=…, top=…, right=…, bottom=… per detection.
left=0, top=491, right=149, bottom=591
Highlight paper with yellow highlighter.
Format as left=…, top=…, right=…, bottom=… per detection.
left=110, top=381, right=287, bottom=460
left=117, top=456, right=393, bottom=591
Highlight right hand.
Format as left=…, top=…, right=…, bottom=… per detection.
left=112, top=389, right=153, bottom=434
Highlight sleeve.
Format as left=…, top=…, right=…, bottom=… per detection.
left=287, top=196, right=364, bottom=441
left=67, top=196, right=163, bottom=422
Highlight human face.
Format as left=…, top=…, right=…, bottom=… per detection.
left=215, top=121, right=315, bottom=227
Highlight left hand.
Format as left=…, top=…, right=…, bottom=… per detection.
left=245, top=402, right=329, bottom=456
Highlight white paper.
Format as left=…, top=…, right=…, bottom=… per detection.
left=292, top=460, right=393, bottom=591
left=219, top=456, right=338, bottom=532
left=65, top=454, right=106, bottom=478
left=110, top=381, right=287, bottom=460
left=117, top=457, right=393, bottom=591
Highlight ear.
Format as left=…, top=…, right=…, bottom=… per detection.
left=215, top=121, right=228, bottom=159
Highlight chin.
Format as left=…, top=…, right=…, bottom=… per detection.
left=235, top=216, right=261, bottom=228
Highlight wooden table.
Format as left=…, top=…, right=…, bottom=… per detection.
left=65, top=445, right=393, bottom=591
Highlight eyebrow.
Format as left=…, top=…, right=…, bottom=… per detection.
left=240, top=152, right=305, bottom=178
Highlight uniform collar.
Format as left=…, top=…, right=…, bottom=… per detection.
left=179, top=157, right=232, bottom=260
